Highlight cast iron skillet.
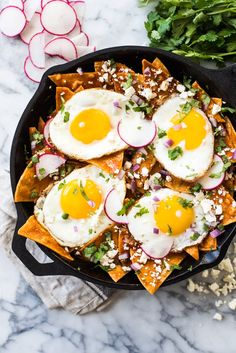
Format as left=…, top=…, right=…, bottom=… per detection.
left=10, top=46, right=236, bottom=290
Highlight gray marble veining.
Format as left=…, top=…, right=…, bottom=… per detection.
left=0, top=1, right=235, bottom=352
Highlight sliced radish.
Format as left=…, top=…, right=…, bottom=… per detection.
left=0, top=6, right=26, bottom=37
left=20, top=12, right=43, bottom=44
left=71, top=32, right=89, bottom=46
left=141, top=236, right=173, bottom=259
left=117, top=117, right=156, bottom=148
left=43, top=117, right=54, bottom=147
left=198, top=154, right=225, bottom=190
left=29, top=32, right=45, bottom=69
left=104, top=188, right=128, bottom=224
left=35, top=153, right=66, bottom=179
left=45, top=37, right=77, bottom=61
left=7, top=0, right=24, bottom=10
left=40, top=0, right=77, bottom=35
left=24, top=56, right=46, bottom=83
left=70, top=1, right=85, bottom=25
left=24, top=0, right=41, bottom=21
left=41, top=0, right=68, bottom=8
left=76, top=45, right=96, bottom=57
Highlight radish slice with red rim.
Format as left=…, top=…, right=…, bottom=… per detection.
left=75, top=45, right=96, bottom=57
left=40, top=0, right=77, bottom=35
left=141, top=236, right=173, bottom=259
left=71, top=32, right=89, bottom=46
left=41, top=0, right=68, bottom=8
left=45, top=37, right=77, bottom=61
left=24, top=56, right=46, bottom=83
left=29, top=32, right=45, bottom=69
left=0, top=6, right=26, bottom=37
left=104, top=188, right=128, bottom=224
left=198, top=154, right=225, bottom=190
left=36, top=153, right=66, bottom=179
left=24, top=0, right=41, bottom=21
left=43, top=117, right=54, bottom=148
left=20, top=12, right=43, bottom=44
left=117, top=117, right=157, bottom=148
left=7, top=0, right=24, bottom=10
left=70, top=0, right=85, bottom=24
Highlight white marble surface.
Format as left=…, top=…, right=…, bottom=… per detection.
left=0, top=0, right=235, bottom=352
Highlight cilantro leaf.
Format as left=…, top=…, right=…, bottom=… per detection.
left=168, top=146, right=183, bottom=160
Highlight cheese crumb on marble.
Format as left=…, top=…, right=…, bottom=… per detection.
left=213, top=312, right=223, bottom=321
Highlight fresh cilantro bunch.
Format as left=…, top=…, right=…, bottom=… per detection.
left=141, top=0, right=236, bottom=63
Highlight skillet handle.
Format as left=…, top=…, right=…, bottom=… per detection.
left=204, top=64, right=236, bottom=108
left=12, top=221, right=77, bottom=277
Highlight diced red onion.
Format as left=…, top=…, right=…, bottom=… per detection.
left=164, top=139, right=174, bottom=148
left=210, top=228, right=223, bottom=238
left=113, top=100, right=121, bottom=109
left=132, top=164, right=140, bottom=172
left=132, top=94, right=144, bottom=105
left=153, top=227, right=159, bottom=234
left=138, top=147, right=148, bottom=155
left=153, top=196, right=160, bottom=202
left=76, top=67, right=83, bottom=75
left=160, top=169, right=169, bottom=176
left=118, top=252, right=129, bottom=260
left=233, top=148, right=236, bottom=160
left=131, top=262, right=142, bottom=271
left=209, top=117, right=217, bottom=127
left=117, top=169, right=125, bottom=180
left=74, top=225, right=78, bottom=232
left=153, top=185, right=161, bottom=191
left=130, top=180, right=136, bottom=193
left=88, top=200, right=95, bottom=208
left=173, top=124, right=182, bottom=131
left=143, top=67, right=151, bottom=75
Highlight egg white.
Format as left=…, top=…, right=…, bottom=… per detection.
left=34, top=165, right=126, bottom=248
left=49, top=89, right=129, bottom=160
left=127, top=188, right=207, bottom=252
left=152, top=96, right=214, bottom=181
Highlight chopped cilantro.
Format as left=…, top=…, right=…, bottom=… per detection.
left=62, top=213, right=69, bottom=220
left=27, top=155, right=39, bottom=168
left=39, top=168, right=46, bottom=176
left=168, top=146, right=183, bottom=160
left=89, top=229, right=93, bottom=234
left=122, top=73, right=133, bottom=90
left=188, top=265, right=193, bottom=271
left=79, top=181, right=90, bottom=201
left=178, top=197, right=194, bottom=208
left=157, top=127, right=167, bottom=138
left=203, top=224, right=210, bottom=232
left=221, top=106, right=236, bottom=114
left=134, top=207, right=149, bottom=218
left=83, top=244, right=97, bottom=258
left=137, top=126, right=142, bottom=130
left=58, top=180, right=66, bottom=190
left=167, top=224, right=172, bottom=235
left=30, top=191, right=38, bottom=199
left=63, top=111, right=70, bottom=123
left=133, top=102, right=153, bottom=114
left=99, top=172, right=105, bottom=178
left=117, top=199, right=135, bottom=216
left=190, top=232, right=200, bottom=241
left=170, top=264, right=182, bottom=271
left=202, top=93, right=211, bottom=106
left=217, top=224, right=224, bottom=231
left=32, top=130, right=44, bottom=144
left=190, top=183, right=202, bottom=193
left=179, top=99, right=200, bottom=120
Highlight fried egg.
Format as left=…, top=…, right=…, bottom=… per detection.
left=127, top=188, right=207, bottom=252
left=49, top=89, right=129, bottom=160
left=34, top=165, right=126, bottom=247
left=152, top=96, right=214, bottom=181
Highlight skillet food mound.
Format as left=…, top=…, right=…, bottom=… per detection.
left=15, top=57, right=236, bottom=294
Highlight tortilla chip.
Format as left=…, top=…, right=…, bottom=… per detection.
left=185, top=245, right=199, bottom=261
left=192, top=82, right=225, bottom=123
left=18, top=215, right=73, bottom=260
left=88, top=151, right=124, bottom=174
left=49, top=72, right=102, bottom=91
left=224, top=116, right=236, bottom=156
left=38, top=117, right=45, bottom=133
left=14, top=164, right=51, bottom=202
left=211, top=187, right=236, bottom=226
left=94, top=61, right=134, bottom=88
left=55, top=87, right=74, bottom=112
left=165, top=176, right=192, bottom=193
left=130, top=248, right=185, bottom=294
left=199, top=235, right=217, bottom=251
left=113, top=72, right=145, bottom=95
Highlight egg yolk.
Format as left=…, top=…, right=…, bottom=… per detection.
left=167, top=108, right=206, bottom=150
left=60, top=179, right=102, bottom=219
left=154, top=195, right=194, bottom=235
left=70, top=108, right=111, bottom=144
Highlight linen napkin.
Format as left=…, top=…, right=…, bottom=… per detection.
left=0, top=169, right=115, bottom=315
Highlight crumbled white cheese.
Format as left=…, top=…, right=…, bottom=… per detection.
left=122, top=266, right=131, bottom=272
left=140, top=88, right=156, bottom=100
left=211, top=269, right=220, bottom=279
left=141, top=167, right=149, bottom=177
left=214, top=205, right=223, bottom=215
left=212, top=104, right=221, bottom=115
left=143, top=180, right=149, bottom=190
left=200, top=199, right=214, bottom=213
left=179, top=91, right=189, bottom=99
left=202, top=270, right=209, bottom=278
left=218, top=258, right=234, bottom=273
left=213, top=312, right=223, bottom=321
left=176, top=84, right=185, bottom=93
left=215, top=300, right=223, bottom=308
left=159, top=79, right=169, bottom=91
left=124, top=86, right=136, bottom=99
left=209, top=282, right=220, bottom=295
left=138, top=251, right=149, bottom=264
left=124, top=161, right=132, bottom=170
left=166, top=175, right=172, bottom=182
left=228, top=298, right=236, bottom=310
